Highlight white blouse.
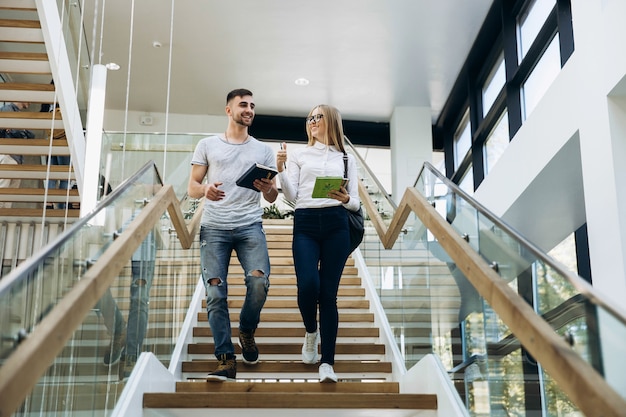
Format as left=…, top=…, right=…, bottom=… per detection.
left=279, top=141, right=360, bottom=212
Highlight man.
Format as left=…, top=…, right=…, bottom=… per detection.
left=0, top=102, right=34, bottom=208
left=187, top=88, right=278, bottom=381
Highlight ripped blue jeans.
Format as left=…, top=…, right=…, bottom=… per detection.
left=199, top=222, right=270, bottom=357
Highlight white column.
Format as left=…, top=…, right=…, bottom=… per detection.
left=81, top=64, right=107, bottom=217
left=389, top=106, right=432, bottom=205
left=573, top=0, right=626, bottom=306
left=566, top=0, right=626, bottom=394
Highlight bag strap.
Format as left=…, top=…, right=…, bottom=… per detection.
left=343, top=152, right=348, bottom=179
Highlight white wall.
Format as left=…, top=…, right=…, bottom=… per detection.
left=103, top=109, right=227, bottom=134
left=390, top=106, right=432, bottom=204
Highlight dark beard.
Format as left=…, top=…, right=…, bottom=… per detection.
left=234, top=113, right=253, bottom=127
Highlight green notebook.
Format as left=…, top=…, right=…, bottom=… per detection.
left=312, top=176, right=347, bottom=198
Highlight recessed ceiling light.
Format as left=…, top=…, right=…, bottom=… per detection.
left=105, top=62, right=120, bottom=70
left=294, top=78, right=310, bottom=86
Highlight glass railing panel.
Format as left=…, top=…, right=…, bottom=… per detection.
left=345, top=141, right=396, bottom=226
left=0, top=162, right=199, bottom=416
left=415, top=162, right=626, bottom=415
left=0, top=166, right=155, bottom=361
left=101, top=132, right=210, bottom=201
left=347, top=142, right=448, bottom=370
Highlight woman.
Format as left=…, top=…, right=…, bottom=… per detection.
left=277, top=104, right=360, bottom=383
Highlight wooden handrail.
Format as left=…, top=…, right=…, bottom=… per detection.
left=364, top=185, right=626, bottom=417
left=0, top=184, right=201, bottom=417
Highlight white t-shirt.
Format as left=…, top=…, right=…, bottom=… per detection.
left=191, top=135, right=276, bottom=229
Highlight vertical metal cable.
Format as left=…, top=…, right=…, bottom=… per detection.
left=40, top=0, right=68, bottom=233
left=162, top=0, right=176, bottom=184
left=98, top=0, right=106, bottom=65
left=120, top=0, right=136, bottom=182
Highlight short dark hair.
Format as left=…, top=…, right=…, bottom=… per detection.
left=226, top=88, right=253, bottom=104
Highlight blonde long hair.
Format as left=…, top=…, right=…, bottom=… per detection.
left=305, top=104, right=346, bottom=153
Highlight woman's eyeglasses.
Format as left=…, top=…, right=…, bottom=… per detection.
left=306, top=114, right=324, bottom=124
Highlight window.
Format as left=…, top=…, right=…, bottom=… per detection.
left=517, top=0, right=556, bottom=62
left=482, top=55, right=506, bottom=117
left=435, top=0, right=573, bottom=189
left=454, top=110, right=471, bottom=169
left=521, top=34, right=561, bottom=120
left=484, top=111, right=509, bottom=175
left=458, top=166, right=474, bottom=195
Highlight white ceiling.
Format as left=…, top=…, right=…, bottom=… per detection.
left=83, top=0, right=493, bottom=124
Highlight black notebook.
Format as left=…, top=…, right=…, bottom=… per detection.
left=236, top=163, right=278, bottom=191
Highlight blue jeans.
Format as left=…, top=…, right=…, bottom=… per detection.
left=293, top=206, right=351, bottom=365
left=200, top=222, right=270, bottom=357
left=97, top=259, right=155, bottom=359
left=125, top=260, right=155, bottom=359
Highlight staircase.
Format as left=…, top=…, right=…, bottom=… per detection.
left=0, top=0, right=79, bottom=218
left=141, top=220, right=439, bottom=416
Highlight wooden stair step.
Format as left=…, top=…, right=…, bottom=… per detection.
left=0, top=207, right=79, bottom=217
left=0, top=18, right=40, bottom=29
left=0, top=164, right=74, bottom=180
left=189, top=277, right=361, bottom=291
left=0, top=187, right=79, bottom=203
left=223, top=287, right=365, bottom=297
left=228, top=255, right=354, bottom=267
left=225, top=265, right=359, bottom=275
left=266, top=235, right=293, bottom=242
left=197, top=312, right=374, bottom=323
left=0, top=51, right=50, bottom=74
left=0, top=81, right=56, bottom=103
left=182, top=360, right=392, bottom=374
left=0, top=18, right=42, bottom=43
left=218, top=299, right=369, bottom=309
left=0, top=111, right=63, bottom=129
left=175, top=380, right=400, bottom=393
left=0, top=138, right=69, bottom=155
left=193, top=326, right=379, bottom=338
left=267, top=242, right=293, bottom=249
left=0, top=0, right=37, bottom=10
left=188, top=343, right=385, bottom=355
left=260, top=227, right=293, bottom=234
left=143, top=392, right=437, bottom=410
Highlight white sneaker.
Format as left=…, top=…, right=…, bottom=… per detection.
left=302, top=331, right=320, bottom=364
left=319, top=363, right=337, bottom=383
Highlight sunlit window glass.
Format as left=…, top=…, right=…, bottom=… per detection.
left=482, top=55, right=505, bottom=117
left=521, top=34, right=560, bottom=120
left=548, top=233, right=578, bottom=276
left=454, top=110, right=471, bottom=170
left=484, top=111, right=509, bottom=175
left=458, top=166, right=474, bottom=195
left=517, top=0, right=556, bottom=62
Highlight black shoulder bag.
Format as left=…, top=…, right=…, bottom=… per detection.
left=343, top=152, right=364, bottom=253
